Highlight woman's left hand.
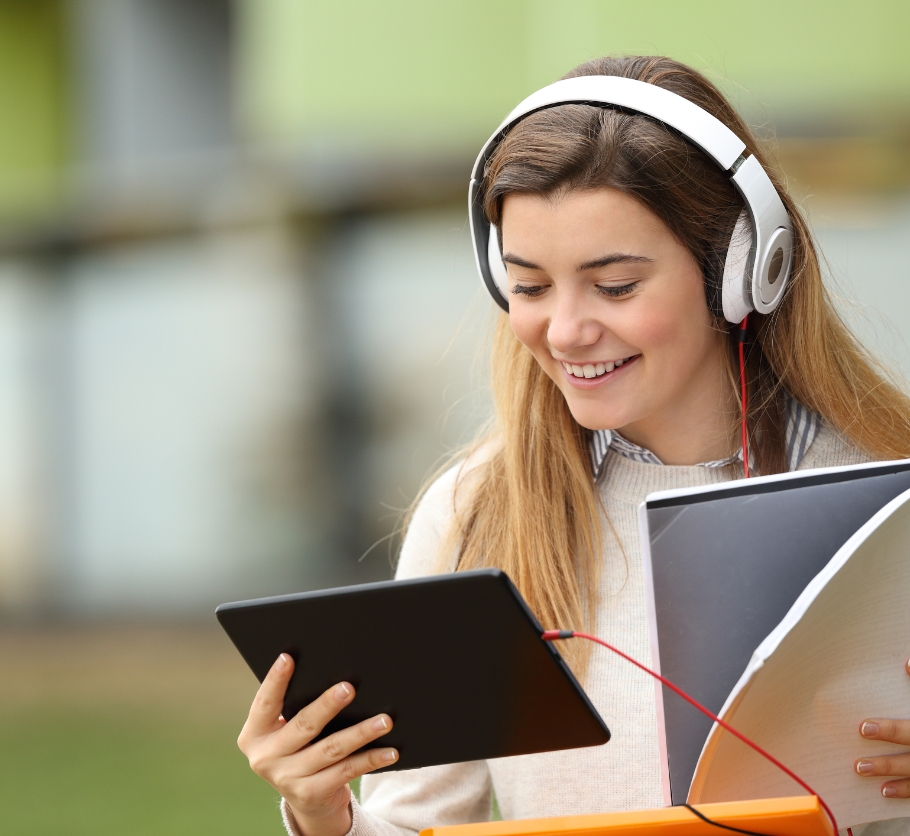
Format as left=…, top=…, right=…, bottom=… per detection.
left=854, top=659, right=910, bottom=798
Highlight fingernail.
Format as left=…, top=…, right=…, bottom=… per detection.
left=861, top=722, right=879, bottom=737
left=276, top=653, right=288, bottom=671
left=381, top=749, right=398, bottom=763
left=883, top=786, right=898, bottom=798
left=856, top=760, right=874, bottom=774
left=334, top=682, right=351, bottom=700
left=372, top=716, right=389, bottom=731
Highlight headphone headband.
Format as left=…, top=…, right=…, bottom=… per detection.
left=469, top=76, right=793, bottom=322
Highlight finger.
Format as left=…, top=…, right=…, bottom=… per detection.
left=239, top=654, right=295, bottom=745
left=274, top=681, right=356, bottom=757
left=306, top=745, right=399, bottom=798
left=882, top=777, right=910, bottom=799
left=860, top=719, right=910, bottom=746
left=855, top=752, right=910, bottom=778
left=298, top=714, right=394, bottom=774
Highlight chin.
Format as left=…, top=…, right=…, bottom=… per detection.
left=564, top=401, right=632, bottom=433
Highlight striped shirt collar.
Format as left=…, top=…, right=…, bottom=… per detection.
left=589, top=396, right=820, bottom=479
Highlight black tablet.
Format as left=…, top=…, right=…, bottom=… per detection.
left=216, top=568, right=610, bottom=771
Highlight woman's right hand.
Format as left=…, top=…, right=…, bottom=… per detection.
left=238, top=653, right=398, bottom=836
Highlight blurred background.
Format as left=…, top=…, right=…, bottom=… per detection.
left=1, top=1, right=908, bottom=833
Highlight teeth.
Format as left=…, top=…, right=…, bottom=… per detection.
left=562, top=357, right=635, bottom=377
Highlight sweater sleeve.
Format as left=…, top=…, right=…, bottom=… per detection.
left=280, top=460, right=494, bottom=836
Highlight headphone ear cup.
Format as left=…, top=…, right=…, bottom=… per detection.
left=487, top=224, right=510, bottom=301
left=752, top=226, right=792, bottom=314
left=721, top=209, right=755, bottom=324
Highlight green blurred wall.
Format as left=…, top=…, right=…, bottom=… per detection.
left=238, top=0, right=910, bottom=146
left=1, top=0, right=908, bottom=222
left=0, top=0, right=67, bottom=219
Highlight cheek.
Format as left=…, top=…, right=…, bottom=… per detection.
left=621, top=306, right=688, bottom=353
left=626, top=291, right=714, bottom=366
left=508, top=308, right=545, bottom=353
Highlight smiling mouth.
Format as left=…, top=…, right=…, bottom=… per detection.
left=561, top=355, right=640, bottom=379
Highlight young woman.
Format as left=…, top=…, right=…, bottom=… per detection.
left=238, top=56, right=910, bottom=835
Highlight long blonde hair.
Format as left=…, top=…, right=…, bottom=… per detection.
left=408, top=56, right=910, bottom=670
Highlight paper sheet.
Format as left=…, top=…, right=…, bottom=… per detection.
left=688, top=487, right=910, bottom=828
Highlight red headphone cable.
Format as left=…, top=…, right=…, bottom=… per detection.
left=541, top=629, right=838, bottom=835
left=738, top=316, right=750, bottom=479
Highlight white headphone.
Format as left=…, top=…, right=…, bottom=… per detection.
left=469, top=76, right=793, bottom=325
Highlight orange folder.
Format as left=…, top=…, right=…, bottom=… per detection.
left=421, top=796, right=833, bottom=836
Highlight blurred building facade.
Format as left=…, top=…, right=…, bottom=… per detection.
left=1, top=0, right=909, bottom=618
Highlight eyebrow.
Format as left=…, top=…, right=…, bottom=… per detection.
left=578, top=253, right=654, bottom=271
left=501, top=253, right=542, bottom=269
left=501, top=252, right=654, bottom=271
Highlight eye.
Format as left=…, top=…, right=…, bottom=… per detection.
left=597, top=282, right=638, bottom=298
left=510, top=284, right=545, bottom=297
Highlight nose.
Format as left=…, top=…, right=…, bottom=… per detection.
left=547, top=290, right=602, bottom=354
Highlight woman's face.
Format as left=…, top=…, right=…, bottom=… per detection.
left=501, top=188, right=729, bottom=440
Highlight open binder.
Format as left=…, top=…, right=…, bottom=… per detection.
left=638, top=459, right=910, bottom=829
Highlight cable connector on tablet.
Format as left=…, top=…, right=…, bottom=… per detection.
left=541, top=630, right=574, bottom=640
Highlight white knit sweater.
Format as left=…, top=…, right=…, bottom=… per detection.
left=281, top=426, right=907, bottom=836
